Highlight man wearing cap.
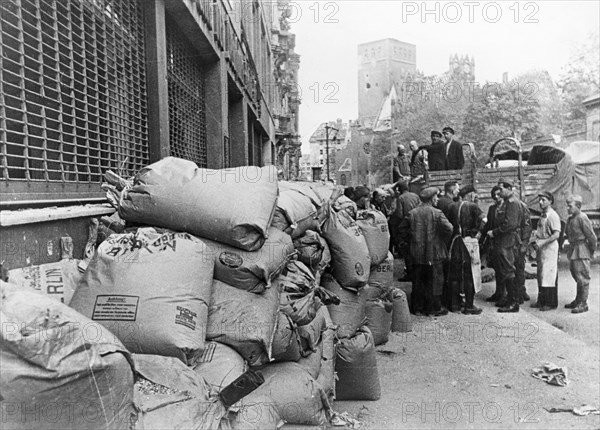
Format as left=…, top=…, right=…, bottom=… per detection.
left=531, top=191, right=561, bottom=311
left=392, top=143, right=410, bottom=182
left=392, top=180, right=421, bottom=280
left=442, top=127, right=465, bottom=170
left=446, top=185, right=486, bottom=314
left=565, top=194, right=597, bottom=314
left=408, top=140, right=428, bottom=194
left=402, top=186, right=453, bottom=316
left=487, top=180, right=526, bottom=312
left=420, top=131, right=447, bottom=172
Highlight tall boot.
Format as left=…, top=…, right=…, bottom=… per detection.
left=572, top=284, right=589, bottom=314
left=498, top=278, right=519, bottom=313
left=565, top=284, right=580, bottom=309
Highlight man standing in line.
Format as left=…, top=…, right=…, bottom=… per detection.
left=446, top=185, right=486, bottom=314
left=402, top=187, right=453, bottom=316
left=408, top=140, right=428, bottom=194
left=392, top=181, right=421, bottom=281
left=481, top=186, right=505, bottom=303
left=438, top=180, right=460, bottom=218
left=392, top=143, right=410, bottom=183
left=442, top=127, right=465, bottom=170
left=530, top=191, right=561, bottom=311
left=487, top=180, right=525, bottom=313
left=565, top=195, right=597, bottom=314
left=515, top=195, right=533, bottom=304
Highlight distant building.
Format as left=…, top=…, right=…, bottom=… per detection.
left=448, top=54, right=475, bottom=82
left=583, top=94, right=600, bottom=141
left=334, top=123, right=371, bottom=187
left=309, top=119, right=351, bottom=181
left=358, top=38, right=416, bottom=128
left=299, top=153, right=312, bottom=181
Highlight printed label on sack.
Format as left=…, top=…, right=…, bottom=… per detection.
left=197, top=342, right=217, bottom=363
left=175, top=306, right=197, bottom=330
left=376, top=263, right=392, bottom=273
left=92, top=295, right=139, bottom=321
left=219, top=251, right=244, bottom=268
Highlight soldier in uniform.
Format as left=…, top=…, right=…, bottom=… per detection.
left=565, top=194, right=597, bottom=314
left=487, top=180, right=525, bottom=313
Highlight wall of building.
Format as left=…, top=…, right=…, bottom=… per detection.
left=0, top=0, right=294, bottom=271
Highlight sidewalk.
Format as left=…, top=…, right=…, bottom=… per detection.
left=333, top=269, right=600, bottom=429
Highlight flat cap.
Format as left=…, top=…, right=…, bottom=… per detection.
left=538, top=191, right=554, bottom=203
left=431, top=130, right=443, bottom=138
left=459, top=185, right=477, bottom=198
left=498, top=178, right=514, bottom=189
left=353, top=185, right=370, bottom=200
left=419, top=186, right=439, bottom=201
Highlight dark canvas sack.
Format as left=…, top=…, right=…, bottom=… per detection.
left=70, top=228, right=214, bottom=364
left=205, top=227, right=294, bottom=294
left=207, top=280, right=280, bottom=366
left=321, top=273, right=365, bottom=339
left=356, top=209, right=390, bottom=265
left=321, top=206, right=370, bottom=289
left=118, top=157, right=278, bottom=251
left=335, top=326, right=381, bottom=400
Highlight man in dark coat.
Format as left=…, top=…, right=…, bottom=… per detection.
left=442, top=127, right=465, bottom=170
left=400, top=187, right=453, bottom=316
left=487, top=180, right=526, bottom=313
left=437, top=180, right=459, bottom=218
left=420, top=131, right=447, bottom=172
left=481, top=185, right=504, bottom=302
left=446, top=185, right=486, bottom=314
left=392, top=181, right=421, bottom=281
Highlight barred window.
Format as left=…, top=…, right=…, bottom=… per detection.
left=166, top=16, right=207, bottom=168
left=1, top=0, right=148, bottom=202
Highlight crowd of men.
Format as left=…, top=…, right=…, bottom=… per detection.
left=346, top=155, right=597, bottom=317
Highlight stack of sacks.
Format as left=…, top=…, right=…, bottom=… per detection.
left=356, top=209, right=390, bottom=266
left=230, top=260, right=333, bottom=427
left=1, top=281, right=136, bottom=430
left=321, top=273, right=365, bottom=339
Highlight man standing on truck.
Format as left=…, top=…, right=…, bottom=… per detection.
left=421, top=130, right=447, bottom=172
left=531, top=191, right=561, bottom=311
left=487, top=180, right=525, bottom=313
left=392, top=143, right=410, bottom=182
left=442, top=127, right=465, bottom=170
left=565, top=194, right=597, bottom=314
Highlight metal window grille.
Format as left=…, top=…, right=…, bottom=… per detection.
left=1, top=0, right=149, bottom=202
left=166, top=17, right=207, bottom=168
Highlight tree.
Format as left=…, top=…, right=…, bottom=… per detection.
left=557, top=31, right=600, bottom=130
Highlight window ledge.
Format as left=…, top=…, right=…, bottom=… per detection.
left=0, top=204, right=116, bottom=227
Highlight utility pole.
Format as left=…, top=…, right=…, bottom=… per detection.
left=324, top=124, right=338, bottom=181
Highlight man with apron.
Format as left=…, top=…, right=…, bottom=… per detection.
left=532, top=191, right=561, bottom=311
left=446, top=185, right=486, bottom=314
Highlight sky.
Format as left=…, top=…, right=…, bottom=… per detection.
left=288, top=0, right=600, bottom=153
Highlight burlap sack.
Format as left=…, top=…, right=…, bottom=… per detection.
left=321, top=273, right=365, bottom=339
left=1, top=281, right=135, bottom=430
left=207, top=280, right=281, bottom=366
left=321, top=206, right=370, bottom=289
left=272, top=189, right=321, bottom=238
left=391, top=288, right=413, bottom=333
left=70, top=228, right=214, bottom=364
left=316, top=306, right=336, bottom=403
left=364, top=298, right=393, bottom=346
left=356, top=209, right=390, bottom=265
left=293, top=230, right=331, bottom=276
left=205, top=227, right=294, bottom=294
left=271, top=312, right=302, bottom=362
left=118, top=157, right=278, bottom=251
left=368, top=251, right=394, bottom=294
left=335, top=326, right=381, bottom=400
